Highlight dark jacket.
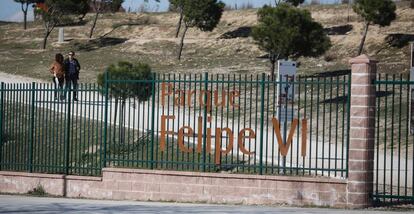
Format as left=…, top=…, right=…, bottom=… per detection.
left=63, top=58, right=81, bottom=80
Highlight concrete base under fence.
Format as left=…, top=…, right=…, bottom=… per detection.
left=0, top=168, right=348, bottom=208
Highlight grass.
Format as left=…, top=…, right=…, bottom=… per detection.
left=27, top=184, right=47, bottom=196
left=1, top=100, right=104, bottom=176
left=1, top=4, right=413, bottom=83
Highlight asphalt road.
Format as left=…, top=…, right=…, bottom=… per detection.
left=0, top=195, right=410, bottom=214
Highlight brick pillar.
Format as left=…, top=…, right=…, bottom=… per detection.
left=348, top=54, right=377, bottom=208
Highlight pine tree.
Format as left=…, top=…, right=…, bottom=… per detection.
left=177, top=0, right=225, bottom=60
left=353, top=0, right=396, bottom=55
left=252, top=4, right=331, bottom=79
left=97, top=62, right=153, bottom=143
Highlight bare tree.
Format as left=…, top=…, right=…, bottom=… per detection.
left=169, top=0, right=185, bottom=38
left=40, top=0, right=85, bottom=49
left=89, top=0, right=107, bottom=38
left=14, top=0, right=35, bottom=30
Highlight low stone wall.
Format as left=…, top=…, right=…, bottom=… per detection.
left=0, top=168, right=348, bottom=208
left=0, top=171, right=66, bottom=196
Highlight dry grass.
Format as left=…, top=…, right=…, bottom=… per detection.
left=0, top=4, right=413, bottom=83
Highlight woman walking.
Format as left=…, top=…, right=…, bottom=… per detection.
left=49, top=53, right=65, bottom=100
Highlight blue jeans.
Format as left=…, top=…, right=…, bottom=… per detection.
left=52, top=77, right=64, bottom=99
left=65, top=78, right=78, bottom=99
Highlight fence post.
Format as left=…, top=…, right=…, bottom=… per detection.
left=28, top=82, right=36, bottom=173
left=0, top=82, right=3, bottom=171
left=348, top=54, right=377, bottom=208
left=64, top=83, right=72, bottom=175
left=102, top=71, right=109, bottom=169
left=150, top=73, right=156, bottom=169
left=259, top=73, right=266, bottom=175
left=202, top=73, right=208, bottom=172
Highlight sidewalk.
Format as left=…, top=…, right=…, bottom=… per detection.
left=0, top=195, right=411, bottom=214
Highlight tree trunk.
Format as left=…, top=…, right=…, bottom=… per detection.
left=22, top=2, right=28, bottom=30
left=269, top=53, right=277, bottom=81
left=177, top=25, right=188, bottom=61
left=42, top=20, right=56, bottom=50
left=42, top=31, right=51, bottom=49
left=357, top=22, right=370, bottom=56
left=347, top=1, right=350, bottom=22
left=274, top=0, right=282, bottom=6
left=23, top=11, right=27, bottom=30
left=175, top=7, right=183, bottom=38
left=89, top=12, right=100, bottom=38
left=79, top=12, right=87, bottom=22
left=270, top=58, right=276, bottom=81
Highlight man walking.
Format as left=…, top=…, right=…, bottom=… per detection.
left=64, top=51, right=81, bottom=101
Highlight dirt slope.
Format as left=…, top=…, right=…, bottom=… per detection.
left=0, top=3, right=413, bottom=82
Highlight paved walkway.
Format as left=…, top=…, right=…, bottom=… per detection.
left=0, top=72, right=43, bottom=83
left=0, top=195, right=410, bottom=214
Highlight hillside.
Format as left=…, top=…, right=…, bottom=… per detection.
left=0, top=3, right=413, bottom=82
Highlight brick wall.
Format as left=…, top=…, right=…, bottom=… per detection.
left=0, top=168, right=348, bottom=208
left=0, top=171, right=65, bottom=195
left=348, top=54, right=377, bottom=208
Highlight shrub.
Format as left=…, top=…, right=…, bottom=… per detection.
left=28, top=184, right=47, bottom=196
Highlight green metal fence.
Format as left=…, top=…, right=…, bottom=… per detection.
left=374, top=74, right=414, bottom=204
left=0, top=83, right=105, bottom=176
left=0, top=73, right=351, bottom=177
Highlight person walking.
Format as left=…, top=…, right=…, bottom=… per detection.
left=49, top=53, right=65, bottom=100
left=63, top=51, right=81, bottom=101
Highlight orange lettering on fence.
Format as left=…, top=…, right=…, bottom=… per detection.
left=159, top=83, right=309, bottom=159
left=214, top=128, right=234, bottom=165
left=178, top=126, right=193, bottom=153
left=238, top=128, right=256, bottom=155
left=160, top=115, right=175, bottom=151
left=160, top=83, right=240, bottom=109
left=301, top=119, right=308, bottom=157
left=159, top=115, right=308, bottom=158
